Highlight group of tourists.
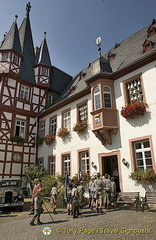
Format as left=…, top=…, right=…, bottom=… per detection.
left=29, top=171, right=118, bottom=225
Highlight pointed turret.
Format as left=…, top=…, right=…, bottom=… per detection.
left=34, top=32, right=52, bottom=87
left=19, top=2, right=35, bottom=84
left=0, top=15, right=23, bottom=76
left=0, top=16, right=22, bottom=55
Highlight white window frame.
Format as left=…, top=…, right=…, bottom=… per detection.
left=103, top=85, right=112, bottom=108
left=63, top=154, right=70, bottom=176
left=40, top=123, right=45, bottom=138
left=13, top=54, right=19, bottom=65
left=94, top=86, right=101, bottom=110
left=78, top=103, right=88, bottom=122
left=49, top=156, right=55, bottom=176
left=15, top=120, right=26, bottom=138
left=63, top=111, right=70, bottom=130
left=51, top=117, right=57, bottom=135
left=2, top=53, right=8, bottom=61
left=134, top=140, right=153, bottom=170
left=20, top=85, right=30, bottom=101
left=41, top=67, right=48, bottom=76
left=80, top=151, right=90, bottom=174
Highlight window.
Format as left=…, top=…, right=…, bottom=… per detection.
left=41, top=67, right=48, bottom=76
left=134, top=140, right=153, bottom=171
left=15, top=120, right=25, bottom=138
left=50, top=117, right=57, bottom=135
left=48, top=94, right=53, bottom=104
left=79, top=151, right=90, bottom=174
left=38, top=158, right=44, bottom=168
left=2, top=53, right=8, bottom=61
left=20, top=85, right=30, bottom=101
left=62, top=154, right=70, bottom=176
left=78, top=103, right=88, bottom=122
left=49, top=156, right=55, bottom=176
left=63, top=111, right=70, bottom=129
left=40, top=122, right=45, bottom=138
left=13, top=54, right=19, bottom=65
left=103, top=86, right=112, bottom=108
left=126, top=78, right=143, bottom=103
left=94, top=87, right=101, bottom=110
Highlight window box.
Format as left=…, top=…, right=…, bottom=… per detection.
left=129, top=169, right=156, bottom=185
left=57, top=128, right=70, bottom=138
left=11, top=136, right=25, bottom=145
left=36, top=138, right=44, bottom=146
left=121, top=101, right=147, bottom=119
left=44, top=134, right=55, bottom=145
left=73, top=121, right=88, bottom=132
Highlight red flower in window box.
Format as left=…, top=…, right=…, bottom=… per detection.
left=57, top=128, right=70, bottom=138
left=44, top=134, right=55, bottom=145
left=73, top=122, right=88, bottom=132
left=129, top=169, right=156, bottom=184
left=121, top=101, right=147, bottom=119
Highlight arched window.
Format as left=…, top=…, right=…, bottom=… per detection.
left=103, top=86, right=112, bottom=108
left=94, top=86, right=101, bottom=110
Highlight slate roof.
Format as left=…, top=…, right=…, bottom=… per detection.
left=0, top=21, right=22, bottom=56
left=48, top=19, right=156, bottom=110
left=35, top=34, right=52, bottom=67
left=19, top=11, right=35, bottom=84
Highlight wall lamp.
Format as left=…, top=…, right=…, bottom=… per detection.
left=122, top=158, right=128, bottom=167
left=91, top=161, right=97, bottom=169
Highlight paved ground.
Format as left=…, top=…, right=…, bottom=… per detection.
left=0, top=202, right=156, bottom=240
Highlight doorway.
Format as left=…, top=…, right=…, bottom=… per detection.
left=102, top=155, right=120, bottom=192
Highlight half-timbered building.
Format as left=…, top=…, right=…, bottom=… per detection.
left=0, top=3, right=72, bottom=181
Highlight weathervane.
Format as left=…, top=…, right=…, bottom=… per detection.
left=26, top=2, right=31, bottom=15
left=96, top=37, right=102, bottom=57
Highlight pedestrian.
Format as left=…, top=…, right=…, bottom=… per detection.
left=67, top=182, right=73, bottom=215
left=71, top=182, right=80, bottom=219
left=29, top=188, right=43, bottom=225
left=95, top=172, right=104, bottom=213
left=89, top=177, right=96, bottom=210
left=103, top=173, right=111, bottom=209
left=110, top=176, right=117, bottom=207
left=77, top=181, right=85, bottom=208
left=51, top=182, right=58, bottom=214
left=29, top=178, right=42, bottom=215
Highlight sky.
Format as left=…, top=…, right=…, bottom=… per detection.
left=1, top=0, right=156, bottom=76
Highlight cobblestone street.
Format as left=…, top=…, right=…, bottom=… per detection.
left=0, top=203, right=156, bottom=240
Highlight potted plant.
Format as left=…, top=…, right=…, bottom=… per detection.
left=73, top=121, right=88, bottom=132
left=129, top=169, right=156, bottom=185
left=11, top=136, right=25, bottom=145
left=44, top=134, right=55, bottom=145
left=121, top=101, right=147, bottom=119
left=57, top=128, right=70, bottom=138
left=36, top=137, right=44, bottom=146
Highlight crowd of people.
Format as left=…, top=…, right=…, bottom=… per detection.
left=29, top=172, right=119, bottom=225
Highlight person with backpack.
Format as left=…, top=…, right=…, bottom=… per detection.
left=66, top=183, right=73, bottom=215
left=77, top=181, right=85, bottom=208
left=103, top=173, right=111, bottom=209
left=71, top=182, right=80, bottom=219
left=95, top=172, right=104, bottom=213
left=51, top=182, right=58, bottom=214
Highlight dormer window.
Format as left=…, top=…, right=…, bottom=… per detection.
left=2, top=53, right=8, bottom=61
left=147, top=26, right=156, bottom=37
left=41, top=67, right=48, bottom=76
left=143, top=40, right=154, bottom=53
left=13, top=54, right=19, bottom=65
left=107, top=52, right=115, bottom=61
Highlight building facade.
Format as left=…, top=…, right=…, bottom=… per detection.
left=0, top=3, right=71, bottom=181
left=0, top=3, right=156, bottom=195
